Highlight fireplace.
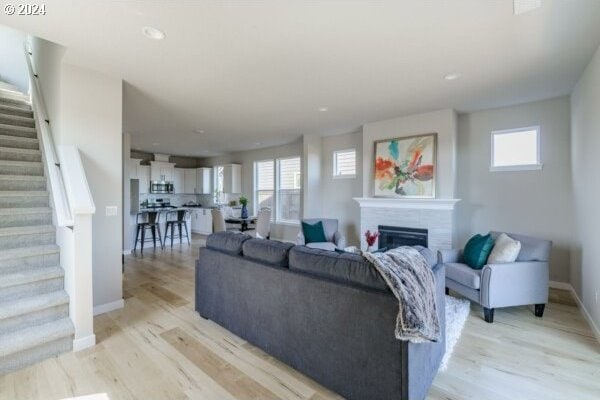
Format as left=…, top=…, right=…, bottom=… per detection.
left=378, top=225, right=428, bottom=250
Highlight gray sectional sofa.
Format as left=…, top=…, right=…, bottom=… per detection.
left=195, top=232, right=446, bottom=400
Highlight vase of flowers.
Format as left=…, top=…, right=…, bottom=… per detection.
left=239, top=196, right=249, bottom=219
left=364, top=230, right=380, bottom=252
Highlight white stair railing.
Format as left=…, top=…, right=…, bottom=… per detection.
left=23, top=43, right=97, bottom=351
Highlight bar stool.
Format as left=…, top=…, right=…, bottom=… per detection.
left=134, top=211, right=163, bottom=253
left=164, top=209, right=191, bottom=248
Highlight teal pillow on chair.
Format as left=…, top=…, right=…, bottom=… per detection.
left=463, top=234, right=495, bottom=269
left=302, top=221, right=327, bottom=244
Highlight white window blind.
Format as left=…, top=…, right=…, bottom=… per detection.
left=491, top=126, right=542, bottom=171
left=333, top=149, right=356, bottom=177
left=277, top=157, right=301, bottom=223
left=254, top=160, right=274, bottom=214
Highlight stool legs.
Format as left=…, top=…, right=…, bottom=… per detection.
left=184, top=222, right=190, bottom=245
left=134, top=225, right=140, bottom=252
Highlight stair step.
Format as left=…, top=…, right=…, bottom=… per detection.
left=0, top=146, right=41, bottom=162
left=0, top=291, right=69, bottom=334
left=0, top=224, right=54, bottom=251
left=0, top=123, right=37, bottom=139
left=0, top=244, right=59, bottom=273
left=0, top=265, right=63, bottom=301
left=0, top=160, right=44, bottom=176
left=0, top=103, right=33, bottom=118
left=0, top=113, right=35, bottom=129
left=0, top=175, right=46, bottom=191
left=0, top=82, right=20, bottom=93
left=0, top=208, right=52, bottom=228
left=0, top=191, right=49, bottom=208
left=0, top=318, right=73, bottom=374
left=0, top=97, right=31, bottom=111
left=0, top=88, right=29, bottom=104
left=0, top=134, right=38, bottom=150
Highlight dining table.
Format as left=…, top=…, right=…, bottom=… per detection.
left=224, top=216, right=258, bottom=232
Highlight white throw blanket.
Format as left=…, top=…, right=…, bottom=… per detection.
left=364, top=246, right=440, bottom=343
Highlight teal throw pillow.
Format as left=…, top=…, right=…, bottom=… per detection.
left=302, top=221, right=327, bottom=244
left=463, top=234, right=495, bottom=270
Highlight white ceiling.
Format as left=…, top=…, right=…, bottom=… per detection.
left=1, top=0, right=600, bottom=157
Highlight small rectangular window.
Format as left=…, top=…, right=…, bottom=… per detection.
left=254, top=160, right=274, bottom=217
left=333, top=149, right=356, bottom=178
left=277, top=157, right=301, bottom=224
left=491, top=126, right=542, bottom=171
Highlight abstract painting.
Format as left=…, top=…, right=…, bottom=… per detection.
left=374, top=133, right=437, bottom=198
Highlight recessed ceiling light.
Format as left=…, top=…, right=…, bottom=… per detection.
left=254, top=142, right=261, bottom=146
left=152, top=142, right=160, bottom=146
left=444, top=73, right=461, bottom=81
left=142, top=26, right=165, bottom=40
left=193, top=128, right=205, bottom=134
left=318, top=107, right=328, bottom=112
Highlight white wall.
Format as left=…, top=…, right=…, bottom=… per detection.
left=361, top=109, right=458, bottom=198
left=320, top=132, right=362, bottom=246
left=201, top=140, right=302, bottom=241
left=302, top=134, right=322, bottom=219
left=456, top=97, right=574, bottom=283
left=570, top=45, right=600, bottom=331
left=0, top=25, right=28, bottom=92
left=30, top=36, right=123, bottom=310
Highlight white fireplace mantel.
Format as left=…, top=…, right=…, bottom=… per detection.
left=353, top=197, right=461, bottom=210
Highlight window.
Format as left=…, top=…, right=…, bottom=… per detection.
left=214, top=165, right=224, bottom=203
left=254, top=160, right=274, bottom=215
left=333, top=149, right=356, bottom=178
left=491, top=126, right=542, bottom=171
left=253, top=156, right=302, bottom=224
left=277, top=157, right=301, bottom=223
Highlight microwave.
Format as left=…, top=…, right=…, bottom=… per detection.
left=150, top=181, right=174, bottom=194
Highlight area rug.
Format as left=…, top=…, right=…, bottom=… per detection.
left=440, top=295, right=471, bottom=371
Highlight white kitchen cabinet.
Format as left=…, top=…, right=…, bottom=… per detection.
left=184, top=169, right=197, bottom=194
left=191, top=209, right=201, bottom=231
left=191, top=209, right=213, bottom=234
left=129, top=159, right=141, bottom=179
left=222, top=164, right=241, bottom=194
left=150, top=161, right=176, bottom=182
left=173, top=168, right=185, bottom=194
left=196, top=167, right=212, bottom=194
left=137, top=165, right=150, bottom=193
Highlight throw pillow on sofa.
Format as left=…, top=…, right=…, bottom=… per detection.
left=302, top=221, right=327, bottom=244
left=487, top=233, right=521, bottom=264
left=463, top=233, right=495, bottom=269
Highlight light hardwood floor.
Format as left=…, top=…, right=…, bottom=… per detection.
left=1, top=235, right=599, bottom=400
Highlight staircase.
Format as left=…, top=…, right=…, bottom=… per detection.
left=0, top=83, right=73, bottom=374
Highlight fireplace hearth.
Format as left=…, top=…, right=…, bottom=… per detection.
left=378, top=225, right=428, bottom=250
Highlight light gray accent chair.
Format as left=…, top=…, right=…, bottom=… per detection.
left=296, top=218, right=346, bottom=251
left=439, top=231, right=552, bottom=323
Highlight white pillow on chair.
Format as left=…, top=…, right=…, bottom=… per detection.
left=487, top=233, right=521, bottom=264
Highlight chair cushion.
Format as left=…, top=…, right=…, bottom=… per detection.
left=488, top=233, right=521, bottom=264
left=289, top=246, right=388, bottom=291
left=302, top=221, right=327, bottom=244
left=242, top=238, right=294, bottom=268
left=463, top=233, right=495, bottom=269
left=206, top=231, right=252, bottom=255
left=306, top=242, right=337, bottom=251
left=445, top=262, right=482, bottom=289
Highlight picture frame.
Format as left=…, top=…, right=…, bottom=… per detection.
left=373, top=133, right=437, bottom=198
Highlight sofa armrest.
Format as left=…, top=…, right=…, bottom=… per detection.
left=480, top=261, right=549, bottom=309
left=296, top=231, right=306, bottom=245
left=437, top=249, right=462, bottom=264
left=333, top=231, right=346, bottom=249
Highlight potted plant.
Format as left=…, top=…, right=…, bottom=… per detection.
left=239, top=196, right=249, bottom=219
left=364, top=230, right=380, bottom=252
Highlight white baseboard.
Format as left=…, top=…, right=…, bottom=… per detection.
left=73, top=334, right=96, bottom=351
left=122, top=249, right=132, bottom=255
left=549, top=280, right=600, bottom=343
left=93, top=299, right=125, bottom=316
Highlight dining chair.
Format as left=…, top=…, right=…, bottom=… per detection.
left=255, top=208, right=271, bottom=239
left=211, top=209, right=227, bottom=232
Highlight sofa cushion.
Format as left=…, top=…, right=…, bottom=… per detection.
left=306, top=242, right=337, bottom=251
left=488, top=233, right=521, bottom=264
left=445, top=262, right=481, bottom=289
left=413, top=245, right=437, bottom=267
left=302, top=221, right=327, bottom=244
left=490, top=231, right=552, bottom=262
left=242, top=238, right=295, bottom=267
left=463, top=234, right=495, bottom=269
left=206, top=231, right=252, bottom=255
left=289, top=246, right=389, bottom=291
